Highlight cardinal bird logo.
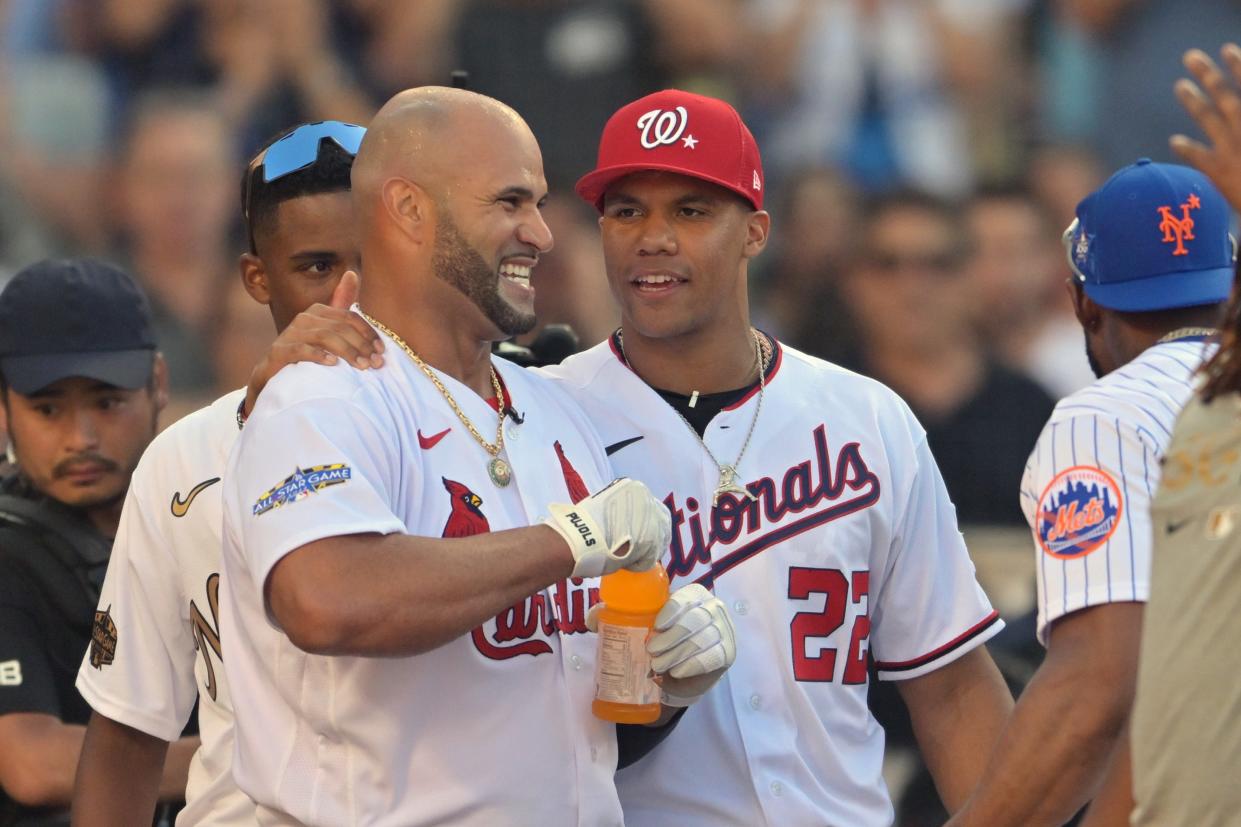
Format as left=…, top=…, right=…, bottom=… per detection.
left=554, top=441, right=589, bottom=504
left=441, top=478, right=491, bottom=538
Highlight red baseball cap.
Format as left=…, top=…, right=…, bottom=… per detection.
left=575, top=89, right=764, bottom=212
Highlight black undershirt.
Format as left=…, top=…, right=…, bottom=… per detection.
left=613, top=330, right=778, bottom=436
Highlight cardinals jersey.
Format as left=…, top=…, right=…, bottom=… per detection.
left=220, top=326, right=620, bottom=827
left=1021, top=337, right=1217, bottom=644
left=75, top=389, right=250, bottom=826
left=542, top=338, right=1002, bottom=827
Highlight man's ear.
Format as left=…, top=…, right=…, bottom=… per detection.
left=240, top=253, right=271, bottom=305
left=382, top=177, right=434, bottom=243
left=1066, top=279, right=1102, bottom=332
left=151, top=353, right=170, bottom=412
left=743, top=210, right=771, bottom=259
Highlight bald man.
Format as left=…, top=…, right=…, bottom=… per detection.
left=217, top=88, right=728, bottom=826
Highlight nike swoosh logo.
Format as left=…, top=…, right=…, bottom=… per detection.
left=418, top=427, right=452, bottom=450
left=1166, top=518, right=1193, bottom=535
left=605, top=436, right=645, bottom=456
left=170, top=477, right=221, bottom=518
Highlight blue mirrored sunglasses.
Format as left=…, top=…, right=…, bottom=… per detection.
left=256, top=120, right=366, bottom=185
left=243, top=120, right=365, bottom=251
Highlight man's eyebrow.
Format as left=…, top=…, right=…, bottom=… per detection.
left=288, top=250, right=342, bottom=261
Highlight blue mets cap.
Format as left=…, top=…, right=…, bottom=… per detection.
left=1063, top=159, right=1235, bottom=312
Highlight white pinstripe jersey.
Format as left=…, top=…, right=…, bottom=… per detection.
left=543, top=338, right=1001, bottom=827
left=1020, top=337, right=1217, bottom=644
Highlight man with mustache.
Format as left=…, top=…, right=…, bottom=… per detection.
left=0, top=259, right=190, bottom=826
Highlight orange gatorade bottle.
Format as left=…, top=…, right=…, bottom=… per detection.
left=592, top=564, right=670, bottom=724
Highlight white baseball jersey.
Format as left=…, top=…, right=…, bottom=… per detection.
left=220, top=332, right=621, bottom=827
left=1021, top=337, right=1217, bottom=644
left=542, top=338, right=1002, bottom=827
left=75, top=389, right=250, bottom=826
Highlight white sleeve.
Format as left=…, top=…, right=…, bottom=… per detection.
left=871, top=435, right=1003, bottom=681
left=224, top=396, right=406, bottom=602
left=1023, top=414, right=1152, bottom=646
left=75, top=459, right=199, bottom=741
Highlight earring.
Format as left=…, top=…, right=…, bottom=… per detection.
left=4, top=441, right=15, bottom=466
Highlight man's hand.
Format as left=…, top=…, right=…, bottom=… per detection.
left=543, top=478, right=671, bottom=578
left=243, top=270, right=384, bottom=417
left=585, top=583, right=736, bottom=707
left=647, top=583, right=736, bottom=707
left=1171, top=44, right=1241, bottom=211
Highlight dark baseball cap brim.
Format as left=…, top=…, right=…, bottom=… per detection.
left=1, top=349, right=154, bottom=395
left=575, top=162, right=761, bottom=212
left=1083, top=263, right=1235, bottom=312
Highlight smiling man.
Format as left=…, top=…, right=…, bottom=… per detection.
left=543, top=89, right=1013, bottom=826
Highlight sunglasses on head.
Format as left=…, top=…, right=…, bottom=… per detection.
left=243, top=120, right=366, bottom=251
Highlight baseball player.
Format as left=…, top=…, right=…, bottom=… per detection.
left=72, top=121, right=382, bottom=825
left=219, top=87, right=732, bottom=826
left=542, top=89, right=1013, bottom=826
left=945, top=160, right=1232, bottom=827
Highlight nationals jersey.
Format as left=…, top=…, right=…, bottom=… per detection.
left=76, top=389, right=250, bottom=826
left=543, top=338, right=1002, bottom=827
left=220, top=329, right=620, bottom=826
left=1021, top=336, right=1217, bottom=644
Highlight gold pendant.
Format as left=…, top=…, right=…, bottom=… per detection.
left=488, top=457, right=513, bottom=488
left=712, top=466, right=755, bottom=506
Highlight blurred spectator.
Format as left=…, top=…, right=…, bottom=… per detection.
left=451, top=0, right=669, bottom=190
left=964, top=183, right=1094, bottom=398
left=68, top=0, right=374, bottom=151
left=114, top=91, right=237, bottom=405
left=752, top=165, right=861, bottom=362
left=0, top=53, right=112, bottom=271
left=839, top=190, right=1054, bottom=525
left=745, top=0, right=1030, bottom=199
left=1058, top=0, right=1241, bottom=171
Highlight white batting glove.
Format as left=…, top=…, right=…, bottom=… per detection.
left=544, top=478, right=671, bottom=579
left=647, top=584, right=737, bottom=707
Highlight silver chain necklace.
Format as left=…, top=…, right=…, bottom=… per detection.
left=617, top=328, right=768, bottom=506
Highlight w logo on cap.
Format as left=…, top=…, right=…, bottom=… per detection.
left=1157, top=194, right=1201, bottom=256
left=637, top=107, right=689, bottom=149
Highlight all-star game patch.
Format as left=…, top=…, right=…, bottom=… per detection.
left=253, top=463, right=352, bottom=516
left=90, top=606, right=117, bottom=669
left=1037, top=465, right=1124, bottom=559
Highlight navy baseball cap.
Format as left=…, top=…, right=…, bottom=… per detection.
left=0, top=259, right=156, bottom=395
left=1063, top=159, right=1235, bottom=312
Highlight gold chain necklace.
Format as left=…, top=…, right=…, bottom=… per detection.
left=1157, top=327, right=1218, bottom=344
left=359, top=310, right=512, bottom=487
left=618, top=328, right=768, bottom=506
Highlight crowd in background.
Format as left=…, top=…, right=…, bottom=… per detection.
left=1, top=2, right=1238, bottom=821
left=6, top=0, right=1237, bottom=530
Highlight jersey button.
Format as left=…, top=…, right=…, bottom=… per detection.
left=733, top=600, right=748, bottom=616
left=748, top=694, right=761, bottom=710
left=570, top=654, right=583, bottom=670
left=770, top=781, right=784, bottom=797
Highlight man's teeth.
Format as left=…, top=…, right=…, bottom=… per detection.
left=636, top=274, right=679, bottom=285
left=500, top=263, right=531, bottom=280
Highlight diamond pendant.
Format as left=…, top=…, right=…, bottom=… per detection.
left=488, top=457, right=513, bottom=488
left=712, top=465, right=755, bottom=506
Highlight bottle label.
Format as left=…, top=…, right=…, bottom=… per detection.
left=595, top=622, right=660, bottom=705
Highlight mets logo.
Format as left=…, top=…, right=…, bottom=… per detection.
left=1157, top=193, right=1201, bottom=256
left=253, top=463, right=352, bottom=516
left=1036, top=466, right=1123, bottom=559
left=637, top=106, right=692, bottom=149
